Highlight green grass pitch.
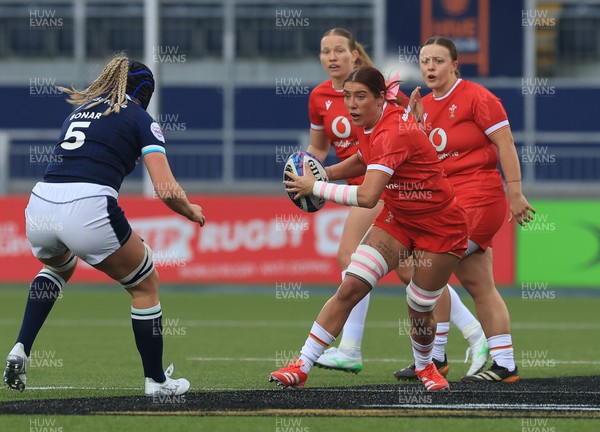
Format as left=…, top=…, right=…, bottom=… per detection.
left=0, top=283, right=598, bottom=431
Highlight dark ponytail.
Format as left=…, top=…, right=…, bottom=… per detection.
left=345, top=66, right=399, bottom=105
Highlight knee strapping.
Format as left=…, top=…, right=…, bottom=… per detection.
left=345, top=245, right=389, bottom=289
left=38, top=268, right=66, bottom=289
left=406, top=281, right=445, bottom=312
left=45, top=253, right=78, bottom=273
left=120, top=242, right=155, bottom=289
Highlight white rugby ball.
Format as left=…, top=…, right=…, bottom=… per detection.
left=283, top=151, right=329, bottom=212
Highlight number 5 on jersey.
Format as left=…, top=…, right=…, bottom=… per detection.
left=60, top=121, right=91, bottom=150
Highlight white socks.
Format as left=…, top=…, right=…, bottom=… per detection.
left=488, top=334, right=516, bottom=371
left=432, top=322, right=450, bottom=362
left=448, top=284, right=486, bottom=346
left=411, top=338, right=434, bottom=371
left=338, top=293, right=370, bottom=355
left=299, top=322, right=336, bottom=373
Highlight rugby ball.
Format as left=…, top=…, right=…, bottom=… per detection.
left=283, top=151, right=329, bottom=212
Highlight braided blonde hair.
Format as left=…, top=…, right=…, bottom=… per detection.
left=57, top=52, right=130, bottom=115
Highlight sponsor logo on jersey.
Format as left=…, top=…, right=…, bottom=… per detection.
left=331, top=116, right=351, bottom=139
left=428, top=127, right=460, bottom=160
left=429, top=128, right=448, bottom=152
left=325, top=100, right=332, bottom=110
left=150, top=122, right=165, bottom=143
left=332, top=139, right=358, bottom=149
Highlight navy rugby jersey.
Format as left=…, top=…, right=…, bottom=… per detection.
left=44, top=96, right=166, bottom=192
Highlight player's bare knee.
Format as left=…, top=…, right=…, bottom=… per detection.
left=395, top=265, right=413, bottom=285
left=458, top=272, right=483, bottom=289
left=130, top=269, right=159, bottom=297
left=461, top=275, right=495, bottom=299
left=145, top=268, right=160, bottom=288
left=335, top=277, right=368, bottom=305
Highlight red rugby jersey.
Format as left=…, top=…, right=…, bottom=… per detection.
left=358, top=103, right=455, bottom=217
left=309, top=79, right=361, bottom=160
left=420, top=79, right=508, bottom=199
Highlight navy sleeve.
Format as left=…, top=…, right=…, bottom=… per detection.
left=137, top=110, right=166, bottom=156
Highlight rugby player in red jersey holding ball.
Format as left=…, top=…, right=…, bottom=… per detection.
left=271, top=66, right=470, bottom=391
left=306, top=27, right=385, bottom=373
left=396, top=36, right=536, bottom=383
left=310, top=29, right=489, bottom=378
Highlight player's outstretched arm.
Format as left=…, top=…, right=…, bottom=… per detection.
left=489, top=126, right=535, bottom=226
left=144, top=152, right=205, bottom=226
left=285, top=164, right=388, bottom=209
left=306, top=129, right=330, bottom=162
left=325, top=153, right=366, bottom=181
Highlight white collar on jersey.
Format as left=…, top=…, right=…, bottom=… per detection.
left=364, top=102, right=388, bottom=135
left=433, top=78, right=463, bottom=101
left=330, top=80, right=344, bottom=93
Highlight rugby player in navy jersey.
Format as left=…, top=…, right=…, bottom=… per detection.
left=3, top=53, right=204, bottom=396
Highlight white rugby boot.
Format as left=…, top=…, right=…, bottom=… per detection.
left=144, top=363, right=190, bottom=396
left=464, top=332, right=490, bottom=375
left=315, top=347, right=363, bottom=374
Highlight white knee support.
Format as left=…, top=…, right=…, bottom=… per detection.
left=45, top=253, right=78, bottom=273
left=345, top=245, right=389, bottom=289
left=120, top=242, right=155, bottom=289
left=406, top=280, right=445, bottom=312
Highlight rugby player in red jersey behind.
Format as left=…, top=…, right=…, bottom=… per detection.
left=270, top=66, right=469, bottom=391
left=396, top=36, right=536, bottom=383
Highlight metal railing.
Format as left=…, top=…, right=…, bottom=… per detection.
left=3, top=127, right=600, bottom=197
left=2, top=128, right=312, bottom=194
left=1, top=0, right=600, bottom=197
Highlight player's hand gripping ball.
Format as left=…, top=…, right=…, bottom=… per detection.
left=283, top=151, right=329, bottom=212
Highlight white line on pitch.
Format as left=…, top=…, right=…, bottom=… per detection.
left=27, top=386, right=234, bottom=391
left=0, top=319, right=599, bottom=330
left=28, top=386, right=141, bottom=390
left=187, top=356, right=600, bottom=366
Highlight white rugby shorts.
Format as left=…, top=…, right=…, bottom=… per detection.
left=26, top=182, right=132, bottom=265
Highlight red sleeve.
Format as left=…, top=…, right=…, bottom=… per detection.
left=308, top=90, right=324, bottom=130
left=366, top=129, right=408, bottom=176
left=472, top=85, right=509, bottom=136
